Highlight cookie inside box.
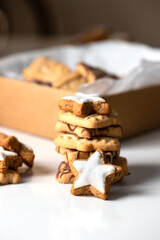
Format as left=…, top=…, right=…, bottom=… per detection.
left=0, top=40, right=160, bottom=138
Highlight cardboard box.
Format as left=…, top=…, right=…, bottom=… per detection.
left=0, top=76, right=160, bottom=139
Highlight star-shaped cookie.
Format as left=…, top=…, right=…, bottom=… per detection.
left=69, top=149, right=123, bottom=200
left=59, top=92, right=110, bottom=116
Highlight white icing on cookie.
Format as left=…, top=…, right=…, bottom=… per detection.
left=0, top=146, right=17, bottom=161
left=62, top=92, right=105, bottom=104
left=73, top=151, right=115, bottom=193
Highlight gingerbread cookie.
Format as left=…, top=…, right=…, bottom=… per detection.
left=59, top=93, right=110, bottom=116
left=54, top=133, right=120, bottom=152
left=58, top=74, right=86, bottom=91
left=23, top=56, right=70, bottom=85
left=0, top=132, right=35, bottom=168
left=0, top=161, right=8, bottom=173
left=69, top=149, right=123, bottom=200
left=0, top=133, right=20, bottom=153
left=0, top=170, right=20, bottom=185
left=56, top=146, right=119, bottom=163
left=0, top=146, right=22, bottom=173
left=76, top=62, right=119, bottom=82
left=55, top=121, right=122, bottom=139
left=76, top=62, right=109, bottom=82
left=58, top=110, right=115, bottom=129
left=56, top=162, right=75, bottom=184
left=19, top=144, right=35, bottom=168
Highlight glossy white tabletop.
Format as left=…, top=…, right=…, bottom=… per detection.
left=0, top=126, right=160, bottom=240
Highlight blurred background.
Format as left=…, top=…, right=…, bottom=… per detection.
left=0, top=0, right=160, bottom=56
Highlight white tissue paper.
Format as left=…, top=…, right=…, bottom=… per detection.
left=0, top=40, right=160, bottom=95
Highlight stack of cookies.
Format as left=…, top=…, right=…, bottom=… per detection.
left=0, top=132, right=35, bottom=185
left=55, top=93, right=129, bottom=200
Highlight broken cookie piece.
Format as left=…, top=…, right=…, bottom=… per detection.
left=19, top=144, right=35, bottom=168
left=76, top=62, right=119, bottom=82
left=0, top=133, right=20, bottom=153
left=0, top=132, right=35, bottom=168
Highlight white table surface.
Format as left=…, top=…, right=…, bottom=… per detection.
left=0, top=126, right=160, bottom=240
